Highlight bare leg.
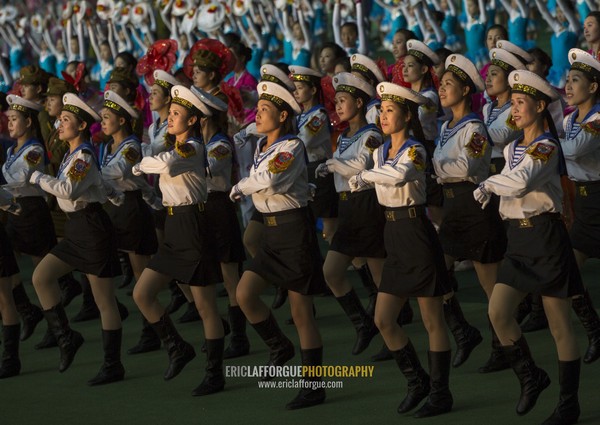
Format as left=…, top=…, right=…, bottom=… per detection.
left=473, top=261, right=499, bottom=300
left=221, top=262, right=240, bottom=306
left=190, top=285, right=224, bottom=339
left=322, top=250, right=353, bottom=296
left=418, top=296, right=450, bottom=352
left=366, top=257, right=385, bottom=288
left=31, top=254, right=73, bottom=309
left=288, top=291, right=321, bottom=348
left=488, top=283, right=527, bottom=345
left=132, top=268, right=171, bottom=323
left=321, top=218, right=337, bottom=245
left=236, top=270, right=271, bottom=324
left=128, top=253, right=151, bottom=281
left=88, top=275, right=121, bottom=330
left=543, top=296, right=579, bottom=361
left=374, top=293, right=408, bottom=350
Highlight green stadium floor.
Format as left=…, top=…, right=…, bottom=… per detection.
left=3, top=257, right=600, bottom=425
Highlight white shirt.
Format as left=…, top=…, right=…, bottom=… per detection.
left=143, top=117, right=171, bottom=157
left=206, top=133, right=234, bottom=193
left=561, top=108, right=600, bottom=182
left=483, top=101, right=522, bottom=159
left=296, top=105, right=331, bottom=163
left=2, top=140, right=46, bottom=198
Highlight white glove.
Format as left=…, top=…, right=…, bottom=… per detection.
left=29, top=170, right=44, bottom=185
left=108, top=190, right=125, bottom=206
left=229, top=185, right=243, bottom=202
left=131, top=164, right=143, bottom=176
left=473, top=184, right=491, bottom=210
left=315, top=163, right=330, bottom=178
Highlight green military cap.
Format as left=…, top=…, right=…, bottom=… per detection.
left=20, top=65, right=50, bottom=86
left=108, top=67, right=138, bottom=89
left=46, top=77, right=77, bottom=97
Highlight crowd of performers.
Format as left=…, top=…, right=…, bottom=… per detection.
left=1, top=1, right=600, bottom=424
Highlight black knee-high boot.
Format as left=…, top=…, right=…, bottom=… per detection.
left=44, top=303, right=84, bottom=372
left=413, top=350, right=453, bottom=418
left=541, top=359, right=580, bottom=425
left=150, top=314, right=196, bottom=380
left=572, top=290, right=600, bottom=364
left=34, top=327, right=58, bottom=350
left=251, top=312, right=295, bottom=381
left=192, top=338, right=225, bottom=396
left=443, top=295, right=482, bottom=367
left=336, top=289, right=379, bottom=355
left=72, top=275, right=99, bottom=322
left=127, top=318, right=161, bottom=355
left=58, top=273, right=82, bottom=307
left=88, top=329, right=125, bottom=385
left=165, top=281, right=187, bottom=314
left=13, top=283, right=43, bottom=341
left=271, top=285, right=288, bottom=310
left=117, top=252, right=134, bottom=289
left=355, top=264, right=378, bottom=317
left=521, top=293, right=548, bottom=332
left=0, top=324, right=21, bottom=378
left=224, top=305, right=250, bottom=359
left=286, top=347, right=326, bottom=410
left=391, top=341, right=430, bottom=413
left=502, top=336, right=551, bottom=416
left=478, top=318, right=510, bottom=373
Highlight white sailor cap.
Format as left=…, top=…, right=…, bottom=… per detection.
left=153, top=70, right=179, bottom=90
left=62, top=93, right=101, bottom=124
left=170, top=85, right=213, bottom=117
left=190, top=86, right=228, bottom=112
left=489, top=48, right=526, bottom=72
left=103, top=90, right=139, bottom=119
left=496, top=39, right=533, bottom=65
left=257, top=81, right=302, bottom=115
left=508, top=70, right=560, bottom=102
left=333, top=72, right=376, bottom=100
left=350, top=54, right=386, bottom=85
left=376, top=82, right=428, bottom=106
left=406, top=39, right=440, bottom=66
left=260, top=64, right=296, bottom=91
left=289, top=66, right=323, bottom=84
left=568, top=48, right=600, bottom=81
left=6, top=94, right=44, bottom=114
left=444, top=54, right=485, bottom=93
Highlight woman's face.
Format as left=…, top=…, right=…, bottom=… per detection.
left=58, top=111, right=83, bottom=141
left=192, top=66, right=212, bottom=90
left=293, top=81, right=315, bottom=106
left=149, top=84, right=170, bottom=112
left=100, top=44, right=112, bottom=62
left=565, top=69, right=597, bottom=107
left=438, top=71, right=467, bottom=108
left=526, top=57, right=547, bottom=78
left=485, top=64, right=509, bottom=97
left=114, top=56, right=129, bottom=70
left=379, top=100, right=408, bottom=135
left=100, top=108, right=121, bottom=137
left=255, top=99, right=285, bottom=134
left=319, top=47, right=336, bottom=74
left=486, top=28, right=504, bottom=51
left=340, top=25, right=357, bottom=48
left=334, top=92, right=360, bottom=122
left=167, top=104, right=195, bottom=136
left=20, top=84, right=41, bottom=101
left=6, top=110, right=29, bottom=140
left=292, top=22, right=304, bottom=41
left=391, top=32, right=407, bottom=60
left=510, top=93, right=541, bottom=129
left=584, top=16, right=600, bottom=44
left=402, top=55, right=427, bottom=84
left=46, top=95, right=63, bottom=118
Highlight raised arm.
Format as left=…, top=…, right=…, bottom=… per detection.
left=424, top=2, right=446, bottom=43
left=43, top=28, right=60, bottom=57
left=414, top=3, right=433, bottom=42
left=558, top=0, right=580, bottom=33
left=86, top=20, right=102, bottom=61
left=298, top=9, right=311, bottom=50
left=333, top=0, right=343, bottom=48
left=107, top=20, right=117, bottom=59
left=356, top=1, right=367, bottom=54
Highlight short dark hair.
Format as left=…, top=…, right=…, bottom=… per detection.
left=486, top=24, right=508, bottom=41
left=528, top=47, right=552, bottom=77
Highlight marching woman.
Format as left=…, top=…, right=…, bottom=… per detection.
left=433, top=54, right=507, bottom=369
left=230, top=81, right=327, bottom=409
left=348, top=82, right=452, bottom=418
left=483, top=48, right=526, bottom=175
left=561, top=49, right=600, bottom=365
left=315, top=72, right=384, bottom=356
left=131, top=85, right=224, bottom=396
left=28, top=93, right=124, bottom=385
left=476, top=69, right=582, bottom=424
left=193, top=87, right=249, bottom=359
left=0, top=189, right=23, bottom=378
left=289, top=65, right=336, bottom=243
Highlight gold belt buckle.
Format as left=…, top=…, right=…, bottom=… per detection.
left=518, top=218, right=533, bottom=228
left=579, top=186, right=588, bottom=197
left=444, top=188, right=454, bottom=199
left=408, top=207, right=416, bottom=218
left=265, top=216, right=277, bottom=227
left=385, top=211, right=395, bottom=221
left=198, top=203, right=205, bottom=212
left=339, top=192, right=348, bottom=201
left=167, top=206, right=174, bottom=216
left=490, top=163, right=497, bottom=174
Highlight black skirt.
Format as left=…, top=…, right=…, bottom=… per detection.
left=147, top=204, right=221, bottom=286
left=489, top=157, right=506, bottom=176
left=307, top=160, right=338, bottom=218
left=379, top=206, right=450, bottom=298
left=497, top=213, right=584, bottom=298
left=330, top=189, right=386, bottom=258
left=423, top=140, right=443, bottom=207
left=250, top=209, right=264, bottom=223
left=438, top=181, right=506, bottom=263
left=6, top=196, right=56, bottom=257
left=246, top=207, right=327, bottom=295
left=0, top=223, right=19, bottom=277
left=105, top=190, right=158, bottom=255
left=570, top=181, right=600, bottom=258
left=51, top=203, right=121, bottom=278
left=205, top=192, right=246, bottom=263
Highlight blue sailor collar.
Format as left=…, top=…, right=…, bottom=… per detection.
left=58, top=141, right=99, bottom=177
left=5, top=138, right=47, bottom=169
left=565, top=102, right=600, bottom=139
left=378, top=137, right=423, bottom=167
left=338, top=123, right=379, bottom=154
